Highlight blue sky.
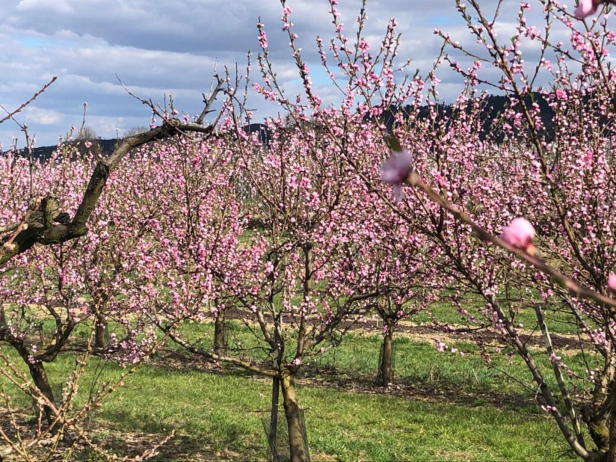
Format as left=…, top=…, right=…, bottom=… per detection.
left=0, top=0, right=575, bottom=148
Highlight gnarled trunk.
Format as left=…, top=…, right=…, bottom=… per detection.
left=584, top=359, right=614, bottom=454
left=377, top=320, right=394, bottom=386
left=583, top=402, right=609, bottom=455
left=280, top=371, right=309, bottom=462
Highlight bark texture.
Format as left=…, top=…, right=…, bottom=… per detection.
left=281, top=372, right=309, bottom=462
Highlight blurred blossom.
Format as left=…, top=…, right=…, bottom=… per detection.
left=500, top=218, right=536, bottom=256
left=381, top=149, right=412, bottom=202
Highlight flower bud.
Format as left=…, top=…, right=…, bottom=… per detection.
left=500, top=218, right=536, bottom=256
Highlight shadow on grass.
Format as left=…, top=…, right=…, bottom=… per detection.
left=153, top=348, right=540, bottom=415
left=298, top=363, right=539, bottom=415
left=83, top=411, right=265, bottom=462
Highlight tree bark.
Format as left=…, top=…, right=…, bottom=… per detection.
left=269, top=376, right=280, bottom=461
left=585, top=359, right=614, bottom=453
left=94, top=314, right=109, bottom=350
left=27, top=362, right=57, bottom=432
left=213, top=310, right=226, bottom=356
left=377, top=321, right=394, bottom=386
left=589, top=412, right=610, bottom=456
left=280, top=372, right=309, bottom=462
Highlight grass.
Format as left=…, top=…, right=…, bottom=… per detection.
left=0, top=318, right=589, bottom=461
left=413, top=296, right=589, bottom=335
left=176, top=319, right=599, bottom=400
left=17, top=353, right=577, bottom=461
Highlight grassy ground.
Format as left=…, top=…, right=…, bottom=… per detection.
left=413, top=296, right=587, bottom=335
left=0, top=317, right=587, bottom=462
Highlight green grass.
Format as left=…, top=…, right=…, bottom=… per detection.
left=176, top=319, right=599, bottom=400
left=413, top=297, right=588, bottom=335
left=0, top=320, right=589, bottom=461
left=12, top=353, right=577, bottom=462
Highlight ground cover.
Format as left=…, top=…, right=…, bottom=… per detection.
left=0, top=318, right=586, bottom=461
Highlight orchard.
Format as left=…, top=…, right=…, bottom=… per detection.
left=2, top=0, right=616, bottom=461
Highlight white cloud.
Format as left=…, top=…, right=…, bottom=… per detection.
left=22, top=106, right=62, bottom=125
left=16, top=0, right=73, bottom=14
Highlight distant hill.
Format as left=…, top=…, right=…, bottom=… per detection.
left=3, top=96, right=560, bottom=160
left=22, top=138, right=120, bottom=161
left=377, top=93, right=556, bottom=143
left=2, top=123, right=273, bottom=161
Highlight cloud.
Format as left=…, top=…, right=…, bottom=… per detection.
left=0, top=0, right=585, bottom=148
left=16, top=0, right=74, bottom=14
left=22, top=106, right=62, bottom=125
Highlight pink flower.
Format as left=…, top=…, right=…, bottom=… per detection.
left=381, top=149, right=412, bottom=202
left=574, top=0, right=599, bottom=19
left=555, top=89, right=568, bottom=101
left=500, top=218, right=536, bottom=255
left=608, top=273, right=616, bottom=293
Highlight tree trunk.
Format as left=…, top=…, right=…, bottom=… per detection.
left=585, top=360, right=614, bottom=453
left=94, top=314, right=109, bottom=350
left=583, top=403, right=609, bottom=454
left=269, top=376, right=280, bottom=461
left=377, top=321, right=394, bottom=386
left=27, top=362, right=57, bottom=432
left=0, top=306, right=7, bottom=329
left=280, top=372, right=309, bottom=462
left=214, top=310, right=226, bottom=356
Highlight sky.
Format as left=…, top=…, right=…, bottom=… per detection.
left=0, top=0, right=579, bottom=148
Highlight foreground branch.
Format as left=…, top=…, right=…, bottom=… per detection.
left=407, top=173, right=616, bottom=311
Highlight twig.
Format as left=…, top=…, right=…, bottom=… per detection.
left=0, top=77, right=57, bottom=126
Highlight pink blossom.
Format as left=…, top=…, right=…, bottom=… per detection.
left=555, top=89, right=568, bottom=101
left=381, top=149, right=412, bottom=202
left=608, top=273, right=616, bottom=293
left=574, top=0, right=599, bottom=19
left=435, top=339, right=446, bottom=352
left=500, top=218, right=536, bottom=255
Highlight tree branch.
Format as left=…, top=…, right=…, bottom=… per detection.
left=0, top=76, right=57, bottom=126
left=1, top=117, right=219, bottom=267
left=407, top=173, right=616, bottom=311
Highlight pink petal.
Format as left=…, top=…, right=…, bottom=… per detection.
left=501, top=218, right=535, bottom=250
left=380, top=149, right=412, bottom=185
left=575, top=0, right=598, bottom=19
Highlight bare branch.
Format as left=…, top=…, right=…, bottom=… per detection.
left=0, top=223, right=20, bottom=234
left=0, top=77, right=57, bottom=126
left=196, top=76, right=225, bottom=125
